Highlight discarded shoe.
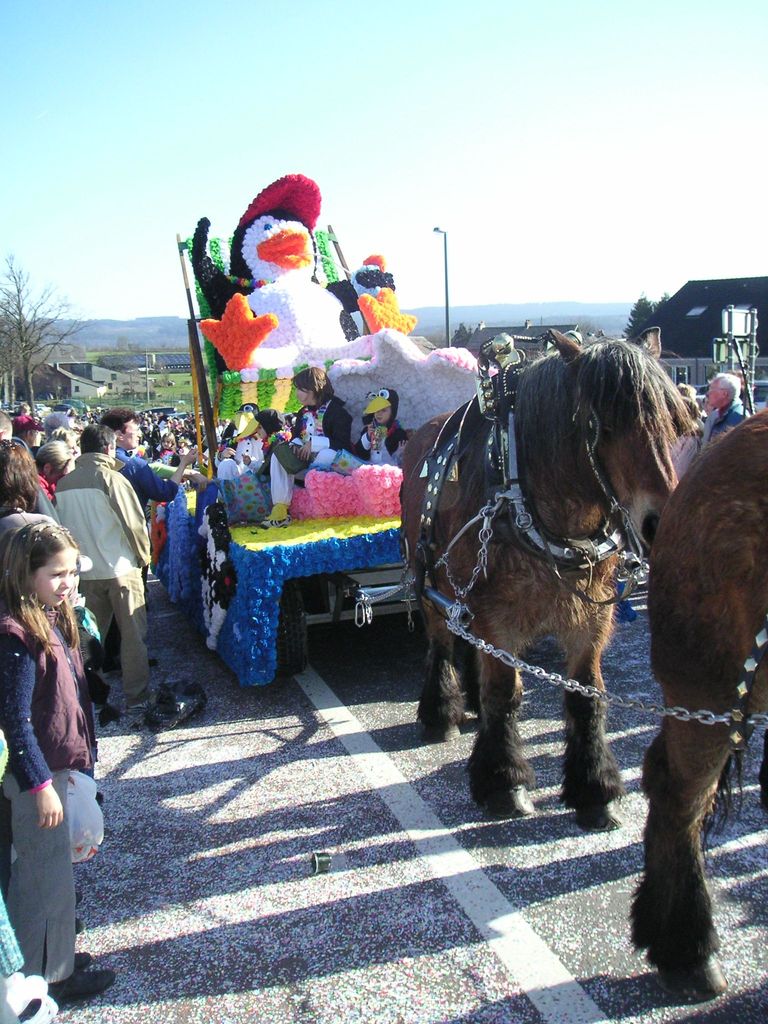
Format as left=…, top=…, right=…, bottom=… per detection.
left=126, top=699, right=153, bottom=729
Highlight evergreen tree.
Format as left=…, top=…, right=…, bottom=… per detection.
left=451, top=323, right=471, bottom=347
left=625, top=293, right=664, bottom=338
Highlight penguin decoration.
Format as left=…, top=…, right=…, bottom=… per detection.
left=194, top=174, right=359, bottom=373
left=351, top=255, right=418, bottom=336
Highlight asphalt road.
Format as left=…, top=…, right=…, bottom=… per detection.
left=57, top=580, right=768, bottom=1023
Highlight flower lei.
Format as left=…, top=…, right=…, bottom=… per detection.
left=299, top=402, right=327, bottom=442
left=225, top=275, right=271, bottom=289
left=371, top=418, right=400, bottom=451
left=371, top=424, right=388, bottom=452
left=263, top=427, right=292, bottom=454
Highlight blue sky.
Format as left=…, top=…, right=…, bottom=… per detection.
left=2, top=0, right=766, bottom=321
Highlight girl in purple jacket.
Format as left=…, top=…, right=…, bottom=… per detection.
left=0, top=523, right=115, bottom=1006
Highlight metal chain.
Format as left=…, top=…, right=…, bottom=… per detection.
left=355, top=570, right=416, bottom=628
left=434, top=502, right=497, bottom=601
left=444, top=602, right=768, bottom=729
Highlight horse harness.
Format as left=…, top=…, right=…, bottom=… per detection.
left=414, top=334, right=650, bottom=608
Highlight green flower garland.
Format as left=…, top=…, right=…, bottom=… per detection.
left=256, top=368, right=277, bottom=409
left=315, top=229, right=340, bottom=285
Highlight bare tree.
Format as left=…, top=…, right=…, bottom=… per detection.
left=0, top=255, right=82, bottom=405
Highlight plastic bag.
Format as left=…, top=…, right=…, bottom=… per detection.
left=67, top=770, right=104, bottom=863
left=144, top=681, right=207, bottom=731
left=2, top=972, right=58, bottom=1023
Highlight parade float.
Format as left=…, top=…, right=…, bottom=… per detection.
left=158, top=173, right=477, bottom=685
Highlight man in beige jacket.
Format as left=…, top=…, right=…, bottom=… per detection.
left=56, top=423, right=153, bottom=713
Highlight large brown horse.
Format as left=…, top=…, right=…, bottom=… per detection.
left=633, top=411, right=768, bottom=1001
left=400, top=330, right=688, bottom=829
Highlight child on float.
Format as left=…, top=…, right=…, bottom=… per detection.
left=0, top=523, right=115, bottom=1006
left=355, top=388, right=408, bottom=466
left=216, top=410, right=264, bottom=481
left=253, top=410, right=291, bottom=474
left=265, top=367, right=352, bottom=528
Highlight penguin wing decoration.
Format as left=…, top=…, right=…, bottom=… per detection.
left=191, top=217, right=248, bottom=320
left=325, top=278, right=361, bottom=341
left=352, top=256, right=417, bottom=335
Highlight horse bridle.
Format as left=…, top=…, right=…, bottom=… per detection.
left=415, top=345, right=651, bottom=608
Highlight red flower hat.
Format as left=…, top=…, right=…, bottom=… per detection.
left=238, top=174, right=322, bottom=231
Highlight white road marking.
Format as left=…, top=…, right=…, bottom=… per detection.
left=297, top=665, right=612, bottom=1024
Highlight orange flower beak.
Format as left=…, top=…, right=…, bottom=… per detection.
left=257, top=228, right=312, bottom=270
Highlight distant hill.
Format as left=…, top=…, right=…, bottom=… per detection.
left=69, top=317, right=189, bottom=351
left=67, top=303, right=632, bottom=351
left=410, top=302, right=632, bottom=338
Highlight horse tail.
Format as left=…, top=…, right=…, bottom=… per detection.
left=759, top=731, right=768, bottom=811
left=703, top=749, right=745, bottom=843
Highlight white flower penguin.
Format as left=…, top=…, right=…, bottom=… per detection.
left=194, top=174, right=359, bottom=372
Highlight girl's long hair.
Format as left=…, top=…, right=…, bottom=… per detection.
left=293, top=366, right=334, bottom=405
left=0, top=522, right=80, bottom=652
left=0, top=440, right=39, bottom=512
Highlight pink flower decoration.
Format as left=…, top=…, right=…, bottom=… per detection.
left=288, top=465, right=403, bottom=520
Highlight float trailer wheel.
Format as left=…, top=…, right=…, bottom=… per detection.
left=275, top=579, right=308, bottom=676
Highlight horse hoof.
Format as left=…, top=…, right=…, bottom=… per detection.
left=657, top=957, right=728, bottom=1002
left=485, top=786, right=535, bottom=820
left=575, top=802, right=622, bottom=832
left=422, top=723, right=460, bottom=743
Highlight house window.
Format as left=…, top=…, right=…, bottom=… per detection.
left=675, top=366, right=690, bottom=384
left=111, top=373, right=116, bottom=380
left=108, top=383, right=113, bottom=390
left=74, top=385, right=80, bottom=393
left=686, top=306, right=707, bottom=317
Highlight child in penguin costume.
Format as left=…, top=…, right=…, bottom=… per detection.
left=355, top=388, right=408, bottom=466
left=216, top=408, right=264, bottom=481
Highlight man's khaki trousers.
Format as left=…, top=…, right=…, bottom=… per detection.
left=79, top=567, right=150, bottom=707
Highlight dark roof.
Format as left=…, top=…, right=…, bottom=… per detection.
left=637, top=277, right=767, bottom=358
left=96, top=352, right=191, bottom=372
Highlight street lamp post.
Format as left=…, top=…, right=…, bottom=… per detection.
left=433, top=227, right=450, bottom=347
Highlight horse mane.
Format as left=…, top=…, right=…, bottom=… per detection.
left=514, top=339, right=689, bottom=486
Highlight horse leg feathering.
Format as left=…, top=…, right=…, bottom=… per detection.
left=468, top=655, right=536, bottom=819
left=417, top=608, right=465, bottom=742
left=561, top=611, right=624, bottom=831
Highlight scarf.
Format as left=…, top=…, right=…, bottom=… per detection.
left=38, top=473, right=56, bottom=501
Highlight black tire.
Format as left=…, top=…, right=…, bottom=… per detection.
left=275, top=579, right=308, bottom=676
